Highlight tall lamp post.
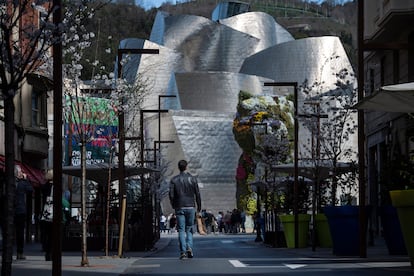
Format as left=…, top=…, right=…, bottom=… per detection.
left=264, top=82, right=298, bottom=247
left=116, top=48, right=159, bottom=256
left=251, top=122, right=268, bottom=243
left=140, top=109, right=169, bottom=250
left=250, top=181, right=266, bottom=242
left=153, top=95, right=176, bottom=241
left=301, top=101, right=328, bottom=251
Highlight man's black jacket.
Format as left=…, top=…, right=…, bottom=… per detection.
left=169, top=172, right=201, bottom=211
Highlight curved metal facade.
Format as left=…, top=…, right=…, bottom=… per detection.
left=220, top=12, right=294, bottom=52
left=120, top=9, right=357, bottom=214
left=150, top=12, right=260, bottom=73
left=240, top=36, right=352, bottom=93
left=170, top=72, right=277, bottom=112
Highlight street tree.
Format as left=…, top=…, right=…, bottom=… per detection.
left=62, top=0, right=111, bottom=265
left=299, top=65, right=358, bottom=208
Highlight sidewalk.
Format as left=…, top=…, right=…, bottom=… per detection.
left=7, top=234, right=173, bottom=276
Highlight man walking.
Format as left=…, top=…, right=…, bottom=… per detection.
left=14, top=165, right=33, bottom=260
left=169, top=160, right=201, bottom=260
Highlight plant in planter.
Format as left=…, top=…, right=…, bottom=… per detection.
left=278, top=177, right=312, bottom=248
left=379, top=155, right=414, bottom=255
left=384, top=155, right=414, bottom=266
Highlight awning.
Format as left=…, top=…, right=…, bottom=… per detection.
left=271, top=161, right=356, bottom=181
left=0, top=155, right=47, bottom=187
left=353, top=82, right=414, bottom=113
left=62, top=163, right=159, bottom=184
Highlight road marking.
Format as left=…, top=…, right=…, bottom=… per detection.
left=229, top=260, right=304, bottom=269
left=133, top=264, right=161, bottom=268
left=285, top=264, right=307, bottom=269
left=229, top=259, right=411, bottom=270
left=229, top=260, right=245, bottom=267
left=221, top=240, right=235, bottom=244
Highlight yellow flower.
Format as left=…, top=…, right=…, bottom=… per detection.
left=253, top=111, right=268, bottom=122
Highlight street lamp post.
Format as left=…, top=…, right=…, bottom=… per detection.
left=264, top=82, right=298, bottom=247
left=154, top=95, right=177, bottom=167
left=255, top=185, right=263, bottom=242
left=300, top=102, right=328, bottom=251
left=116, top=48, right=159, bottom=256
left=140, top=109, right=169, bottom=250
left=250, top=181, right=264, bottom=242
left=251, top=122, right=268, bottom=243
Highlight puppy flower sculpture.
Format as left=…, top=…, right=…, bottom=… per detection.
left=233, top=90, right=294, bottom=209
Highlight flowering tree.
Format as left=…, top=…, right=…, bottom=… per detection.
left=61, top=0, right=120, bottom=264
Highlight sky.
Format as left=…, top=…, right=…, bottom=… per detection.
left=136, top=0, right=353, bottom=11
left=136, top=0, right=179, bottom=10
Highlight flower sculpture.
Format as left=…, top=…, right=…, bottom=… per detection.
left=233, top=90, right=294, bottom=209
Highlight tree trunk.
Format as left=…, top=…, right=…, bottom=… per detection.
left=1, top=92, right=16, bottom=276
left=80, top=142, right=89, bottom=266
left=331, top=162, right=338, bottom=206
left=105, top=150, right=113, bottom=256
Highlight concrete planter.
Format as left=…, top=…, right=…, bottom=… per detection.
left=390, top=189, right=414, bottom=268
left=279, top=214, right=311, bottom=248
left=324, top=205, right=368, bottom=256
left=379, top=205, right=407, bottom=255
left=315, top=213, right=332, bottom=247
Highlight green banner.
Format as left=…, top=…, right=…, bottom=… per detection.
left=65, top=95, right=118, bottom=126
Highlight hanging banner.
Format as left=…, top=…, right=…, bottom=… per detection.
left=64, top=96, right=119, bottom=166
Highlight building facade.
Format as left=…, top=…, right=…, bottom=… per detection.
left=363, top=0, right=414, bottom=234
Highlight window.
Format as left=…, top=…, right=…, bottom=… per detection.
left=408, top=32, right=414, bottom=82
left=393, top=50, right=399, bottom=83
left=31, top=89, right=46, bottom=127
left=380, top=56, right=386, bottom=86
left=369, top=68, right=375, bottom=95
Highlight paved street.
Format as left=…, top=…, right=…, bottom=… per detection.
left=4, top=232, right=413, bottom=275
left=123, top=233, right=412, bottom=275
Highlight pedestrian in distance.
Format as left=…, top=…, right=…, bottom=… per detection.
left=168, top=213, right=177, bottom=234
left=160, top=213, right=167, bottom=233
left=14, top=165, right=33, bottom=260
left=40, top=169, right=71, bottom=261
left=169, top=160, right=202, bottom=260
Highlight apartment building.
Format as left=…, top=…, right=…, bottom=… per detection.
left=0, top=2, right=51, bottom=242
left=362, top=0, right=414, bottom=231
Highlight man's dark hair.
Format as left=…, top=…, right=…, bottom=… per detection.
left=178, top=160, right=187, bottom=172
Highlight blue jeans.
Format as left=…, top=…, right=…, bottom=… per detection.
left=175, top=208, right=196, bottom=254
